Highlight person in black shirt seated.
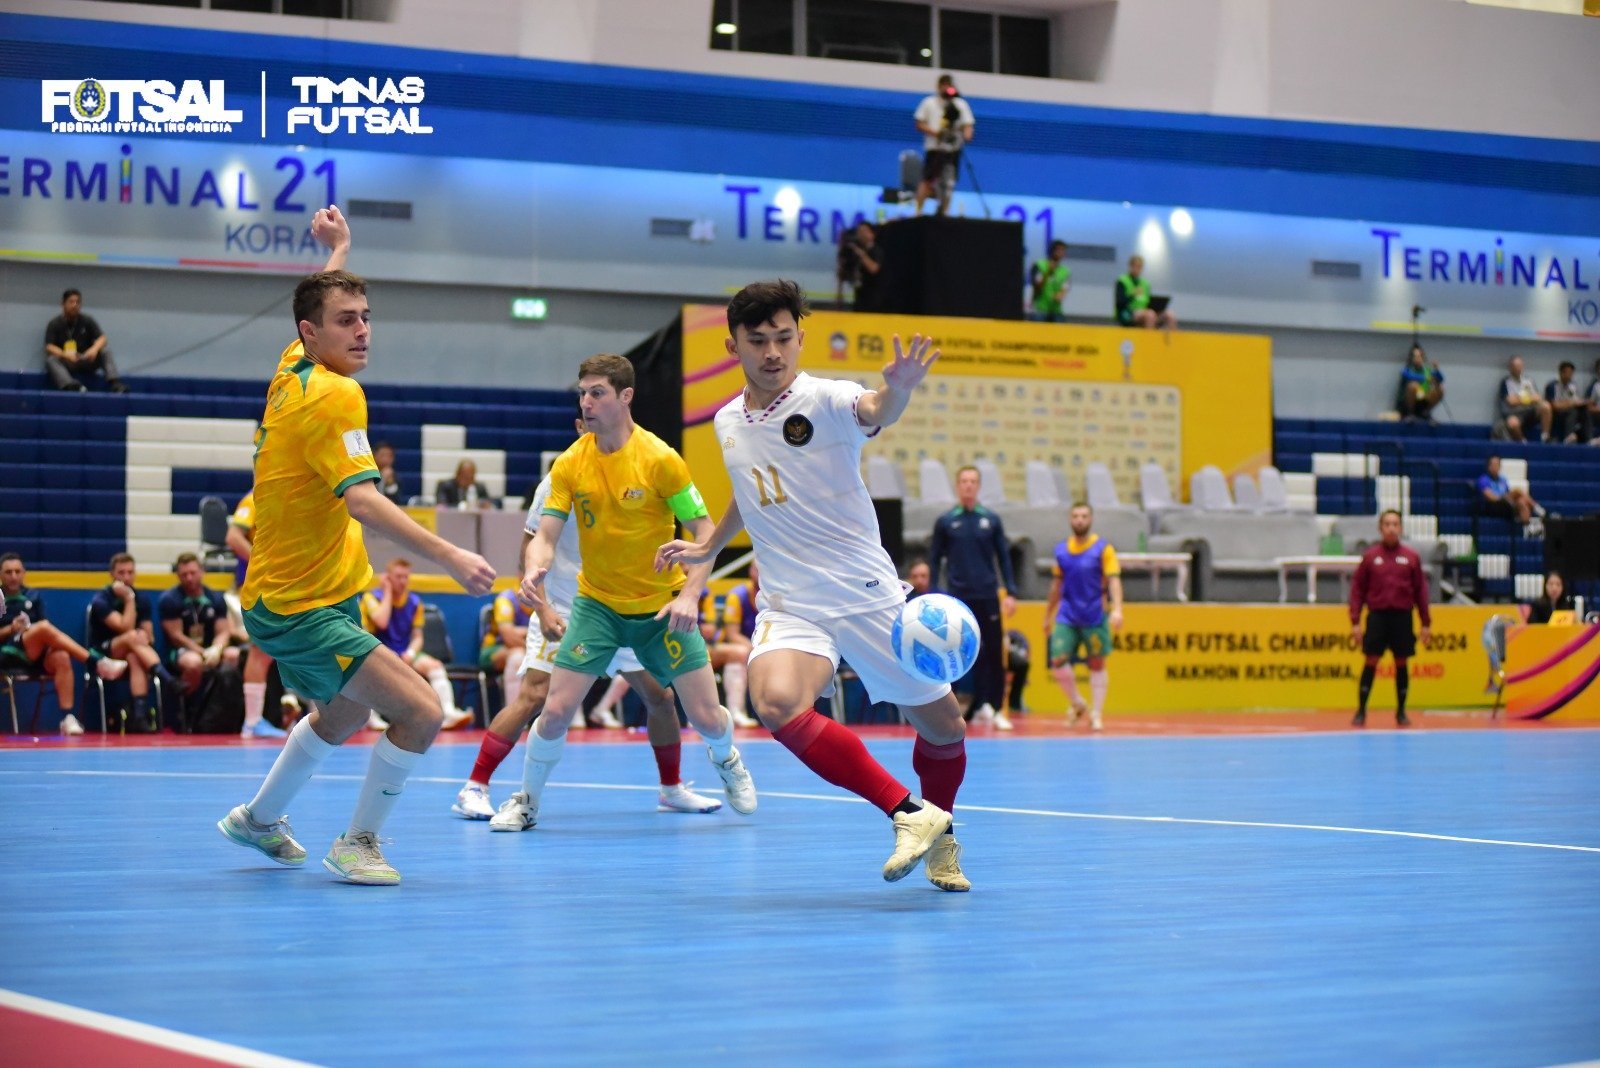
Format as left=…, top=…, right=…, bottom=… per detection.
left=1526, top=571, right=1574, bottom=625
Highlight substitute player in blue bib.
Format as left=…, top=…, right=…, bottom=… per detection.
left=1043, top=503, right=1123, bottom=731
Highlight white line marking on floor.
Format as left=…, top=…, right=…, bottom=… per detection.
left=31, top=769, right=1600, bottom=855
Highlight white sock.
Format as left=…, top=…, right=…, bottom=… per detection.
left=502, top=650, right=524, bottom=709
left=722, top=661, right=748, bottom=720
left=521, top=727, right=566, bottom=802
left=1089, top=669, right=1109, bottom=713
left=426, top=667, right=458, bottom=714
left=1052, top=666, right=1082, bottom=706
left=348, top=734, right=424, bottom=836
left=247, top=718, right=336, bottom=823
left=699, top=706, right=735, bottom=763
left=242, top=681, right=266, bottom=728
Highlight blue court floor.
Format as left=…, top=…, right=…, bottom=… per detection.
left=2, top=728, right=1598, bottom=1066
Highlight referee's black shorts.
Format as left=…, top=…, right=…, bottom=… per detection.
left=1362, top=608, right=1417, bottom=659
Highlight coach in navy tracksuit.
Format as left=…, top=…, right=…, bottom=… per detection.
left=1349, top=509, right=1432, bottom=729
left=929, top=465, right=1018, bottom=728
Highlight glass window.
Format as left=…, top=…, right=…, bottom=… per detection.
left=213, top=0, right=276, bottom=10
left=998, top=14, right=1050, bottom=78
left=741, top=0, right=796, bottom=55
left=939, top=9, right=994, bottom=73
left=283, top=0, right=347, bottom=16
left=807, top=0, right=932, bottom=67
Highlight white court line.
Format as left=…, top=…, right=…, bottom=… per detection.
left=0, top=988, right=317, bottom=1068
left=36, top=769, right=1600, bottom=855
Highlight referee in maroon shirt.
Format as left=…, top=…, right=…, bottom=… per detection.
left=1349, top=510, right=1432, bottom=728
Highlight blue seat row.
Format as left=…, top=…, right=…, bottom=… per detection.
left=1, top=371, right=571, bottom=411
left=3, top=513, right=125, bottom=540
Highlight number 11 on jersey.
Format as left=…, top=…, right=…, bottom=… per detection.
left=752, top=465, right=789, bottom=507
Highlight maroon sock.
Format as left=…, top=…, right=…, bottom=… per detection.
left=773, top=709, right=909, bottom=815
left=652, top=743, right=682, bottom=787
left=912, top=736, right=966, bottom=814
left=469, top=730, right=516, bottom=786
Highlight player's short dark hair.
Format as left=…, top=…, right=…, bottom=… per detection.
left=1379, top=509, right=1402, bottom=523
left=293, top=270, right=367, bottom=331
left=1050, top=239, right=1068, bottom=253
left=109, top=552, right=134, bottom=569
left=0, top=552, right=21, bottom=567
left=62, top=288, right=81, bottom=303
left=726, top=280, right=809, bottom=337
left=1071, top=501, right=1094, bottom=513
left=1559, top=360, right=1575, bottom=373
left=577, top=354, right=634, bottom=395
left=173, top=551, right=200, bottom=570
left=937, top=73, right=955, bottom=88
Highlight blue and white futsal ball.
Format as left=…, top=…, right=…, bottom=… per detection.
left=891, top=593, right=981, bottom=684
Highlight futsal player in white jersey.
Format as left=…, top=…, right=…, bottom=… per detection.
left=658, top=279, right=970, bottom=890
left=452, top=471, right=725, bottom=820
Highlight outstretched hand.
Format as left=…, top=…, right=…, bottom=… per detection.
left=517, top=567, right=550, bottom=610
left=882, top=333, right=939, bottom=393
left=655, top=539, right=713, bottom=572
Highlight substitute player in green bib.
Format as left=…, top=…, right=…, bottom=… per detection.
left=489, top=353, right=756, bottom=832
left=217, top=205, right=495, bottom=885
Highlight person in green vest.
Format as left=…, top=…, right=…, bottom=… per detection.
left=1029, top=240, right=1072, bottom=322
left=1114, top=255, right=1176, bottom=330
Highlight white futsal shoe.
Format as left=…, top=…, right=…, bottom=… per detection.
left=882, top=801, right=952, bottom=882
left=218, top=804, right=307, bottom=866
left=924, top=833, right=971, bottom=892
left=488, top=790, right=538, bottom=831
left=711, top=746, right=757, bottom=814
left=322, top=830, right=401, bottom=885
left=452, top=781, right=495, bottom=820
left=658, top=781, right=724, bottom=814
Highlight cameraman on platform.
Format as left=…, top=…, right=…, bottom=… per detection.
left=835, top=220, right=883, bottom=311
left=914, top=74, right=975, bottom=217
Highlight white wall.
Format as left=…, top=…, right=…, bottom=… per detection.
left=7, top=0, right=1597, bottom=142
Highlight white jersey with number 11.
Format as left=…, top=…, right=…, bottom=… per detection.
left=714, top=372, right=903, bottom=620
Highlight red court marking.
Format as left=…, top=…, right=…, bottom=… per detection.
left=3, top=709, right=1588, bottom=750
left=1, top=1002, right=250, bottom=1068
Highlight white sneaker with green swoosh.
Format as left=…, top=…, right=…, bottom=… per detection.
left=322, top=831, right=401, bottom=885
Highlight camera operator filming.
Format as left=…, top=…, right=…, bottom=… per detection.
left=914, top=74, right=975, bottom=217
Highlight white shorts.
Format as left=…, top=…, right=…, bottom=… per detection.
left=520, top=603, right=641, bottom=678
left=748, top=602, right=950, bottom=708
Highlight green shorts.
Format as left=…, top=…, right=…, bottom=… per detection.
left=555, top=594, right=708, bottom=687
left=1, top=645, right=38, bottom=671
left=1050, top=620, right=1113, bottom=665
left=478, top=643, right=504, bottom=672
left=242, top=594, right=381, bottom=704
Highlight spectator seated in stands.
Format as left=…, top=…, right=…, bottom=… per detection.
left=1475, top=455, right=1543, bottom=526
left=435, top=458, right=494, bottom=509
left=1114, top=255, right=1176, bottom=331
left=1396, top=343, right=1445, bottom=422
left=835, top=221, right=883, bottom=312
left=1494, top=354, right=1552, bottom=442
left=1526, top=570, right=1575, bottom=625
left=88, top=553, right=179, bottom=731
left=43, top=288, right=128, bottom=393
left=906, top=557, right=939, bottom=599
left=373, top=440, right=405, bottom=503
left=1545, top=360, right=1586, bottom=444
left=1029, top=240, right=1072, bottom=323
left=359, top=558, right=472, bottom=730
left=2, top=552, right=127, bottom=734
left=159, top=552, right=240, bottom=695
left=1585, top=356, right=1600, bottom=446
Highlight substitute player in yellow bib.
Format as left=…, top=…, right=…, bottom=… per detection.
left=488, top=353, right=756, bottom=832
left=217, top=205, right=495, bottom=885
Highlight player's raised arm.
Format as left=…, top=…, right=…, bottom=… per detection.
left=857, top=333, right=939, bottom=428
left=518, top=511, right=566, bottom=610
left=343, top=481, right=495, bottom=594
left=656, top=496, right=744, bottom=571
left=311, top=205, right=351, bottom=272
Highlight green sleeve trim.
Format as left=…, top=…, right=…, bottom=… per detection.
left=666, top=483, right=709, bottom=523
left=333, top=469, right=380, bottom=498
left=540, top=507, right=568, bottom=521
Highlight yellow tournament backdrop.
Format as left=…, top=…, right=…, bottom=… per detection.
left=681, top=304, right=1273, bottom=530
left=1010, top=602, right=1506, bottom=713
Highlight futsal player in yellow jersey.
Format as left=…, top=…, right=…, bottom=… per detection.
left=218, top=205, right=495, bottom=885
left=488, top=353, right=756, bottom=832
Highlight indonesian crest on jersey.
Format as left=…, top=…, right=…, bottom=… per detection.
left=782, top=414, right=814, bottom=447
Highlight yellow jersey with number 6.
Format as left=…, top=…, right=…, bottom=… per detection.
left=241, top=340, right=381, bottom=615
left=544, top=426, right=703, bottom=615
